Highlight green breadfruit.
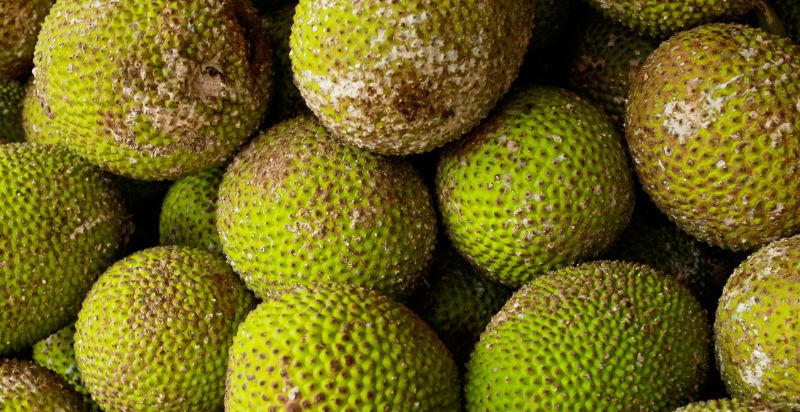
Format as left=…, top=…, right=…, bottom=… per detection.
left=159, top=166, right=224, bottom=254
left=0, top=0, right=54, bottom=80
left=715, top=235, right=800, bottom=409
left=0, top=359, right=86, bottom=412
left=0, top=143, right=130, bottom=355
left=626, top=23, right=800, bottom=251
left=437, top=86, right=635, bottom=286
left=0, top=80, right=24, bottom=143
left=74, top=246, right=256, bottom=411
left=28, top=0, right=272, bottom=180
left=584, top=0, right=754, bottom=37
left=32, top=325, right=100, bottom=410
left=225, top=283, right=460, bottom=411
left=290, top=0, right=534, bottom=155
left=217, top=115, right=436, bottom=299
left=465, top=261, right=710, bottom=411
left=675, top=399, right=780, bottom=411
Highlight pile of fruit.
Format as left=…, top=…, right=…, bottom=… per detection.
left=1, top=0, right=799, bottom=411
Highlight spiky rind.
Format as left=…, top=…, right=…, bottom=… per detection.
left=0, top=80, right=25, bottom=143
left=0, top=0, right=54, bottom=80
left=0, top=359, right=86, bottom=411
left=676, top=398, right=780, bottom=411
left=160, top=166, right=225, bottom=254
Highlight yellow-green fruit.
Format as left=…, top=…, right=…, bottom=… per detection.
left=465, top=261, right=710, bottom=411
left=28, top=0, right=272, bottom=180
left=409, top=242, right=513, bottom=366
left=626, top=23, right=800, bottom=251
left=74, top=246, right=256, bottom=412
left=290, top=0, right=534, bottom=155
left=715, top=235, right=800, bottom=408
left=0, top=359, right=86, bottom=412
left=0, top=0, right=54, bottom=80
left=0, top=80, right=24, bottom=143
left=217, top=116, right=436, bottom=299
left=567, top=15, right=659, bottom=124
left=21, top=80, right=57, bottom=145
left=773, top=1, right=800, bottom=43
left=263, top=3, right=307, bottom=122
left=436, top=86, right=635, bottom=286
left=0, top=143, right=129, bottom=355
left=159, top=166, right=224, bottom=254
left=225, top=283, right=460, bottom=411
left=584, top=0, right=753, bottom=37
left=675, top=399, right=779, bottom=411
left=32, top=325, right=99, bottom=410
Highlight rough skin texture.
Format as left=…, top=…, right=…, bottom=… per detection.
left=715, top=235, right=800, bottom=408
left=0, top=143, right=129, bottom=355
left=567, top=14, right=659, bottom=124
left=159, top=166, right=225, bottom=254
left=33, top=325, right=99, bottom=410
left=626, top=24, right=800, bottom=251
left=773, top=0, right=800, bottom=43
left=218, top=116, right=437, bottom=299
left=0, top=80, right=24, bottom=143
left=290, top=0, right=533, bottom=155
left=263, top=3, right=307, bottom=123
left=0, top=359, right=86, bottom=412
left=225, top=283, right=460, bottom=411
left=74, top=246, right=256, bottom=412
left=675, top=399, right=780, bottom=411
left=0, top=0, right=54, bottom=80
left=21, top=80, right=58, bottom=145
left=437, top=86, right=635, bottom=286
left=584, top=0, right=753, bottom=37
left=465, top=261, right=711, bottom=411
left=28, top=0, right=272, bottom=180
left=409, top=242, right=513, bottom=366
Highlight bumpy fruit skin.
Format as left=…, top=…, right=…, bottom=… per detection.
left=218, top=116, right=436, bottom=299
left=28, top=0, right=272, bottom=180
left=0, top=359, right=86, bottom=412
left=263, top=3, right=307, bottom=123
left=437, top=87, right=635, bottom=286
left=225, top=283, right=460, bottom=411
left=773, top=1, right=800, bottom=43
left=0, top=0, right=54, bottom=80
left=584, top=0, right=753, bottom=37
left=465, top=261, right=710, bottom=411
left=0, top=143, right=129, bottom=355
left=626, top=24, right=800, bottom=251
left=33, top=325, right=99, bottom=410
left=410, top=242, right=513, bottom=366
left=159, top=166, right=224, bottom=254
left=290, top=0, right=533, bottom=155
left=0, top=80, right=24, bottom=143
left=675, top=399, right=779, bottom=411
left=74, top=246, right=256, bottom=412
left=715, top=235, right=800, bottom=408
left=567, top=15, right=659, bottom=124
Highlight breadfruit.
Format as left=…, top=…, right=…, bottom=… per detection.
left=159, top=166, right=224, bottom=254
left=290, top=0, right=534, bottom=155
left=0, top=0, right=54, bottom=80
left=675, top=399, right=779, bottom=412
left=437, top=86, right=635, bottom=286
left=0, top=359, right=86, bottom=412
left=626, top=23, right=800, bottom=251
left=74, top=246, right=256, bottom=411
left=263, top=3, right=307, bottom=122
left=217, top=115, right=436, bottom=299
left=225, top=283, right=460, bottom=411
left=0, top=80, right=24, bottom=143
left=33, top=324, right=98, bottom=410
left=567, top=14, right=659, bottom=124
left=465, top=261, right=710, bottom=411
left=28, top=0, right=272, bottom=180
left=584, top=0, right=753, bottom=37
left=409, top=241, right=513, bottom=366
left=0, top=143, right=129, bottom=355
left=715, top=235, right=800, bottom=408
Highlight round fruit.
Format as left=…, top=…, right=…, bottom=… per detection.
left=626, top=23, right=800, bottom=251
left=584, top=0, right=753, bottom=37
left=437, top=86, right=635, bottom=286
left=33, top=324, right=89, bottom=397
left=675, top=399, right=778, bottom=411
left=0, top=359, right=86, bottom=411
left=465, top=261, right=710, bottom=411
left=28, top=0, right=272, bottom=180
left=0, top=0, right=54, bottom=80
left=74, top=246, right=256, bottom=411
left=225, top=283, right=460, bottom=411
left=290, top=0, right=533, bottom=155
left=159, top=166, right=225, bottom=254
left=715, top=235, right=800, bottom=408
left=217, top=115, right=436, bottom=299
left=0, top=80, right=24, bottom=143
left=0, top=143, right=129, bottom=355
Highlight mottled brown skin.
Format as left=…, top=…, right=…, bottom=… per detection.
left=0, top=359, right=87, bottom=411
left=0, top=0, right=54, bottom=80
